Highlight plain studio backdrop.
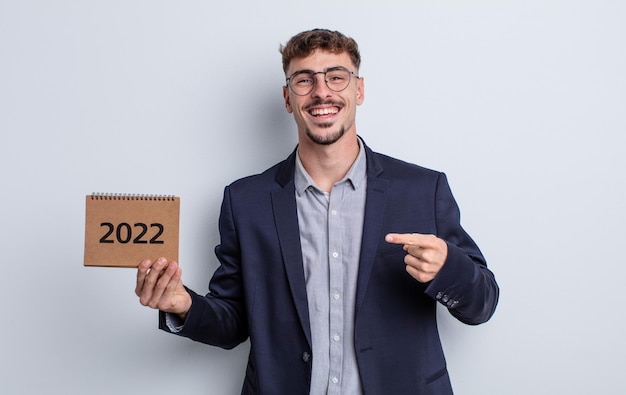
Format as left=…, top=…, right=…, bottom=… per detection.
left=1, top=1, right=624, bottom=394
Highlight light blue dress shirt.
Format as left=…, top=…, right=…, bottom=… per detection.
left=294, top=140, right=367, bottom=395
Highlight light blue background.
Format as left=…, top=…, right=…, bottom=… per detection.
left=1, top=1, right=625, bottom=394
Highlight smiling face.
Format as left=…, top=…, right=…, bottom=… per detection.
left=283, top=50, right=364, bottom=146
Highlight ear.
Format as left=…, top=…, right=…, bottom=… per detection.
left=356, top=77, right=365, bottom=106
left=283, top=85, right=293, bottom=113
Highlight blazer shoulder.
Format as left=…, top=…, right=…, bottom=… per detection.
left=369, top=149, right=443, bottom=181
left=226, top=153, right=294, bottom=194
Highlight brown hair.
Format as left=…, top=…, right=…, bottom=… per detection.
left=279, top=28, right=361, bottom=74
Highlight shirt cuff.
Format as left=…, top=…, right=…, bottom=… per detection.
left=164, top=312, right=185, bottom=332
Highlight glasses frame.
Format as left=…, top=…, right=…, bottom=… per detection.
left=286, top=67, right=359, bottom=96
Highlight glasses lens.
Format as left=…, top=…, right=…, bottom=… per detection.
left=325, top=69, right=351, bottom=92
left=289, top=72, right=315, bottom=95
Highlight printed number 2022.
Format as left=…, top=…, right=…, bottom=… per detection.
left=99, top=222, right=164, bottom=244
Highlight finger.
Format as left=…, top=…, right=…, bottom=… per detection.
left=139, top=257, right=168, bottom=306
left=405, top=264, right=434, bottom=283
left=404, top=253, right=422, bottom=268
left=404, top=252, right=439, bottom=277
left=163, top=263, right=182, bottom=296
left=404, top=245, right=433, bottom=267
left=149, top=261, right=179, bottom=308
left=160, top=264, right=183, bottom=310
left=135, top=259, right=153, bottom=297
left=385, top=233, right=436, bottom=247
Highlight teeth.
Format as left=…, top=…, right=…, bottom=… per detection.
left=310, top=107, right=338, bottom=116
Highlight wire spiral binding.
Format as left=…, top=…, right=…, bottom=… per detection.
left=90, top=193, right=177, bottom=201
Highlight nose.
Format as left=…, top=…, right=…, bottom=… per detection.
left=310, top=73, right=333, bottom=98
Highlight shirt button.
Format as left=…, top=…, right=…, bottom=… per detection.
left=331, top=377, right=339, bottom=384
left=331, top=209, right=337, bottom=215
left=302, top=352, right=311, bottom=363
left=333, top=292, right=340, bottom=300
left=333, top=334, right=340, bottom=342
left=332, top=252, right=339, bottom=258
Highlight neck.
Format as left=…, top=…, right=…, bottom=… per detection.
left=298, top=133, right=360, bottom=193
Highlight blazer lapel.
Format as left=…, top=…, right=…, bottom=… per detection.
left=271, top=150, right=312, bottom=347
left=355, top=146, right=389, bottom=313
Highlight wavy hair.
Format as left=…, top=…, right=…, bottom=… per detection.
left=279, top=28, right=361, bottom=73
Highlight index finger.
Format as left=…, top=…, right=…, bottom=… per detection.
left=385, top=233, right=436, bottom=247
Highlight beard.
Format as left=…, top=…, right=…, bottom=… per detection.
left=305, top=125, right=346, bottom=146
left=302, top=99, right=346, bottom=145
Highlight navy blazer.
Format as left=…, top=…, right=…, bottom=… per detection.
left=160, top=142, right=499, bottom=394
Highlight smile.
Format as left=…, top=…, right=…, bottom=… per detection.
left=308, top=106, right=341, bottom=117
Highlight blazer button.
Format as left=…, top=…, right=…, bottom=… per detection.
left=302, top=352, right=311, bottom=363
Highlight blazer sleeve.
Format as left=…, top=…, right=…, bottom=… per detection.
left=424, top=173, right=499, bottom=325
left=159, top=185, right=249, bottom=349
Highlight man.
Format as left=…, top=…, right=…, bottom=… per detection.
left=136, top=29, right=499, bottom=394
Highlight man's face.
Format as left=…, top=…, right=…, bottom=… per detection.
left=283, top=50, right=364, bottom=146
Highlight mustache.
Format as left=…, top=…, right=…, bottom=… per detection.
left=304, top=100, right=344, bottom=111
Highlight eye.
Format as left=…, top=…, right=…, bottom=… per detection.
left=293, top=73, right=314, bottom=85
left=326, top=71, right=348, bottom=83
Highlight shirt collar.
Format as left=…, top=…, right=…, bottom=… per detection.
left=294, top=137, right=367, bottom=196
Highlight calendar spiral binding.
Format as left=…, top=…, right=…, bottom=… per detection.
left=90, top=193, right=177, bottom=201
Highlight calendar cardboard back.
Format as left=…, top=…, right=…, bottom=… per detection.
left=84, top=194, right=180, bottom=268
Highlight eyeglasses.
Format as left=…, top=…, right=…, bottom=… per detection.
left=286, top=67, right=359, bottom=96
